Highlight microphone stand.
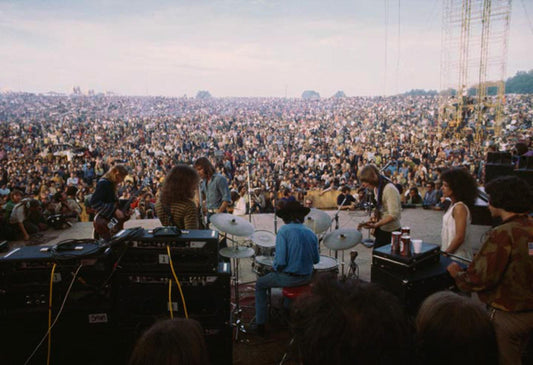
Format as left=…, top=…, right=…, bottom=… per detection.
left=362, top=189, right=375, bottom=247
left=331, top=196, right=347, bottom=263
left=245, top=151, right=252, bottom=223
left=198, top=181, right=207, bottom=228
left=273, top=170, right=279, bottom=234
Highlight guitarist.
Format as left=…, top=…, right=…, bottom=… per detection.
left=357, top=164, right=402, bottom=248
left=90, top=164, right=129, bottom=240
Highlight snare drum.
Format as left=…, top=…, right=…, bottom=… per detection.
left=313, top=255, right=339, bottom=277
left=253, top=255, right=274, bottom=276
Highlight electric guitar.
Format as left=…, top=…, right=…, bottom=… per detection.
left=357, top=207, right=381, bottom=236
left=93, top=185, right=147, bottom=240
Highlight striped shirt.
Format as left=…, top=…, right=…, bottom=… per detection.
left=155, top=199, right=199, bottom=230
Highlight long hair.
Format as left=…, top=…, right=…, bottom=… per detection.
left=292, top=277, right=412, bottom=365
left=357, top=164, right=380, bottom=186
left=485, top=175, right=533, bottom=213
left=440, top=167, right=478, bottom=208
left=415, top=291, right=498, bottom=365
left=194, top=157, right=215, bottom=177
left=159, top=164, right=200, bottom=204
left=102, top=164, right=128, bottom=188
left=129, top=318, right=209, bottom=365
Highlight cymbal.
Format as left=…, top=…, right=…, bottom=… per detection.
left=219, top=246, right=255, bottom=259
left=251, top=230, right=276, bottom=248
left=323, top=228, right=362, bottom=250
left=210, top=213, right=254, bottom=237
left=304, top=208, right=331, bottom=234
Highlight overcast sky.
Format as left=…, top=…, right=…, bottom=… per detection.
left=0, top=0, right=531, bottom=97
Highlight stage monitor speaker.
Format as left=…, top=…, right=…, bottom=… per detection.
left=484, top=163, right=514, bottom=183
left=486, top=151, right=512, bottom=164
left=371, top=255, right=456, bottom=315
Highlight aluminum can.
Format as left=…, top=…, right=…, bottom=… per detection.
left=401, top=235, right=411, bottom=256
left=401, top=227, right=410, bottom=236
left=391, top=232, right=402, bottom=254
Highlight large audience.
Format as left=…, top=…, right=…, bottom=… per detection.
left=0, top=92, right=531, bottom=240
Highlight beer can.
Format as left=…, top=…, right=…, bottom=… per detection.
left=401, top=235, right=411, bottom=256
left=401, top=226, right=410, bottom=236
left=391, top=232, right=402, bottom=254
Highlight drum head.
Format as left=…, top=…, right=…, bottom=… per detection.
left=313, top=255, right=338, bottom=271
left=255, top=255, right=274, bottom=267
left=251, top=230, right=276, bottom=248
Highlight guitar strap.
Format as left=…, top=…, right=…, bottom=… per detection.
left=376, top=175, right=392, bottom=212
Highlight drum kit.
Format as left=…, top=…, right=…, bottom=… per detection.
left=210, top=210, right=363, bottom=340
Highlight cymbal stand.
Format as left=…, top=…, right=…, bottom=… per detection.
left=229, top=253, right=247, bottom=341
left=345, top=250, right=359, bottom=280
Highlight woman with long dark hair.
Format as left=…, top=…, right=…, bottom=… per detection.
left=440, top=167, right=478, bottom=260
left=155, top=164, right=200, bottom=230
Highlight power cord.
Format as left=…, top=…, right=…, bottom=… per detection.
left=24, top=264, right=84, bottom=365
left=166, top=245, right=188, bottom=319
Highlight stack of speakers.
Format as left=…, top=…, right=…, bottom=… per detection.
left=0, top=229, right=232, bottom=365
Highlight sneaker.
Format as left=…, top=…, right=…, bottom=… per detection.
left=247, top=323, right=266, bottom=337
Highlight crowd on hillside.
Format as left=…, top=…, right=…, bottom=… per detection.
left=0, top=92, right=531, bottom=240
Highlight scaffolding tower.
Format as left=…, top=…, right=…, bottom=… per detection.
left=439, top=0, right=512, bottom=142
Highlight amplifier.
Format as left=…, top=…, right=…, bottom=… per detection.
left=113, top=263, right=231, bottom=326
left=372, top=242, right=441, bottom=274
left=118, top=229, right=221, bottom=273
left=371, top=255, right=456, bottom=315
left=0, top=243, right=113, bottom=314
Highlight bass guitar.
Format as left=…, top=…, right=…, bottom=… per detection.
left=93, top=185, right=147, bottom=240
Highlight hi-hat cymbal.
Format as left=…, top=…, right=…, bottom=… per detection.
left=323, top=228, right=362, bottom=250
left=304, top=208, right=332, bottom=234
left=251, top=230, right=276, bottom=248
left=210, top=213, right=254, bottom=237
left=219, top=246, right=255, bottom=259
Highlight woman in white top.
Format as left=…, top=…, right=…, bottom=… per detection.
left=440, top=168, right=478, bottom=260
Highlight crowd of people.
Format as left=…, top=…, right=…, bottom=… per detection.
left=0, top=92, right=532, bottom=363
left=0, top=92, right=531, bottom=240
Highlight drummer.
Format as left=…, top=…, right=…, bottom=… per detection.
left=251, top=200, right=320, bottom=336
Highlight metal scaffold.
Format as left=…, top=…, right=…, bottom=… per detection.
left=439, top=0, right=512, bottom=142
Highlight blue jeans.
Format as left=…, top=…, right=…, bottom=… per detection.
left=255, top=272, right=312, bottom=325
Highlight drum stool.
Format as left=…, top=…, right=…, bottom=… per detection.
left=282, top=284, right=311, bottom=304
left=279, top=284, right=312, bottom=365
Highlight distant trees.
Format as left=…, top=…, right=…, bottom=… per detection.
left=196, top=90, right=212, bottom=99
left=333, top=91, right=346, bottom=98
left=505, top=70, right=533, bottom=94
left=403, top=89, right=438, bottom=96
left=302, top=90, right=320, bottom=99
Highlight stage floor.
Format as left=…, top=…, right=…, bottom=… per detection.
left=3, top=209, right=491, bottom=364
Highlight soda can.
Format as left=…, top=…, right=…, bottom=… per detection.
left=391, top=232, right=402, bottom=254
left=401, top=235, right=411, bottom=256
left=401, top=226, right=410, bottom=236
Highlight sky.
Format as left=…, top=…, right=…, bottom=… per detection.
left=0, top=0, right=531, bottom=97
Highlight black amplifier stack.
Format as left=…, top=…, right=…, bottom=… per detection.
left=371, top=242, right=456, bottom=315
left=0, top=228, right=232, bottom=365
